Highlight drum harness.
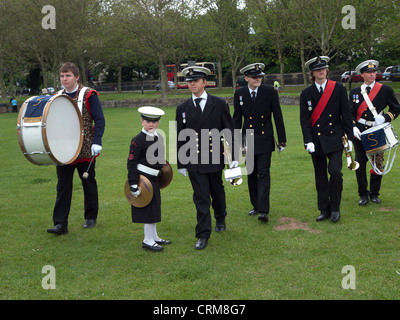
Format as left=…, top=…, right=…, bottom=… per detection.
left=357, top=84, right=381, bottom=127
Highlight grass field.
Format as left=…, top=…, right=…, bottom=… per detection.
left=1, top=100, right=400, bottom=301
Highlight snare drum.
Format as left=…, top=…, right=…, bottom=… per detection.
left=361, top=123, right=399, bottom=155
left=17, top=95, right=83, bottom=165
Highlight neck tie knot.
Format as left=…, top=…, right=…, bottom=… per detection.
left=251, top=91, right=256, bottom=101
left=366, top=86, right=371, bottom=94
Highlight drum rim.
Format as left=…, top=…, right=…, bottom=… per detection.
left=41, top=94, right=83, bottom=165
left=17, top=96, right=42, bottom=166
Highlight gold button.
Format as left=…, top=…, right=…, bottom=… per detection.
left=262, top=132, right=264, bottom=134
left=329, top=123, right=332, bottom=126
left=329, top=114, right=332, bottom=117
left=250, top=117, right=252, bottom=119
left=262, top=124, right=264, bottom=126
left=261, top=115, right=264, bottom=118
left=250, top=125, right=253, bottom=128
left=317, top=124, right=320, bottom=127
left=210, top=150, right=212, bottom=152
left=318, top=133, right=321, bottom=136
left=330, top=131, right=333, bottom=134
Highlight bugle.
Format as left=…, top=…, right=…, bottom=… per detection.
left=342, top=134, right=359, bottom=171
left=222, top=138, right=242, bottom=186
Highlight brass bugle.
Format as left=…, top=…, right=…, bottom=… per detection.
left=222, top=138, right=242, bottom=186
left=342, top=134, right=359, bottom=171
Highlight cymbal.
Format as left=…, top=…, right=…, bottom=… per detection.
left=159, top=161, right=173, bottom=189
left=124, top=175, right=153, bottom=208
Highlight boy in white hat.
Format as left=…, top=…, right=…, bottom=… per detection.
left=127, top=106, right=171, bottom=252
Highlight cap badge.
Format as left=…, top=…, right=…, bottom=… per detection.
left=368, top=62, right=375, bottom=68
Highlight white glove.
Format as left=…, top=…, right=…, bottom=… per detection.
left=374, top=115, right=385, bottom=126
left=353, top=127, right=361, bottom=140
left=91, top=144, right=102, bottom=156
left=229, top=161, right=239, bottom=169
left=130, top=184, right=141, bottom=197
left=347, top=140, right=353, bottom=152
left=306, top=142, right=315, bottom=153
left=178, top=168, right=187, bottom=177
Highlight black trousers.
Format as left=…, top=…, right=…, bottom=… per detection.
left=354, top=139, right=382, bottom=197
left=311, top=150, right=343, bottom=213
left=52, top=161, right=98, bottom=227
left=188, top=171, right=227, bottom=239
left=247, top=152, right=272, bottom=213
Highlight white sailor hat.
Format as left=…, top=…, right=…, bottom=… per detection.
left=240, top=63, right=265, bottom=76
left=138, top=106, right=165, bottom=121
left=305, top=56, right=330, bottom=71
left=182, top=66, right=211, bottom=81
left=356, top=60, right=379, bottom=74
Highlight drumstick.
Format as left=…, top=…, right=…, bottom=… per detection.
left=82, top=155, right=95, bottom=179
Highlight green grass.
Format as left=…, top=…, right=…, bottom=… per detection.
left=1, top=103, right=400, bottom=300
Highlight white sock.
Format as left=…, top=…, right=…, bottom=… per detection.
left=153, top=225, right=162, bottom=242
left=143, top=224, right=156, bottom=246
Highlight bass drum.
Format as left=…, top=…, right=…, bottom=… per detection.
left=17, top=94, right=83, bottom=166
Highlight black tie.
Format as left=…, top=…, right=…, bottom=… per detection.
left=194, top=98, right=202, bottom=114
left=366, top=86, right=371, bottom=94
left=251, top=91, right=256, bottom=102
left=319, top=86, right=323, bottom=94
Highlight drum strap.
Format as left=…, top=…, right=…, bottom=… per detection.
left=357, top=82, right=382, bottom=121
left=311, top=80, right=336, bottom=128
left=77, top=87, right=89, bottom=114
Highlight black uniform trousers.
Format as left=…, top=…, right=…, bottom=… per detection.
left=188, top=170, right=226, bottom=239
left=247, top=152, right=272, bottom=214
left=311, top=150, right=343, bottom=213
left=53, top=161, right=98, bottom=227
left=353, top=139, right=382, bottom=197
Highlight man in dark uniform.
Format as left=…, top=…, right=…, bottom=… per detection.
left=176, top=66, right=235, bottom=250
left=350, top=59, right=400, bottom=205
left=233, top=63, right=286, bottom=222
left=300, top=56, right=355, bottom=223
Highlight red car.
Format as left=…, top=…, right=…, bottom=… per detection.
left=343, top=70, right=382, bottom=83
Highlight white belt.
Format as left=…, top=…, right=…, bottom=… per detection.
left=358, top=118, right=375, bottom=127
left=137, top=163, right=160, bottom=176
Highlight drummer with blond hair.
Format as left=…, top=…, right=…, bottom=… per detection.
left=350, top=60, right=400, bottom=206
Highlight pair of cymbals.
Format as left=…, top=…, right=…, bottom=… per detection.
left=124, top=162, right=173, bottom=208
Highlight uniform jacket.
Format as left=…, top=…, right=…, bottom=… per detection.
left=233, top=84, right=286, bottom=155
left=176, top=94, right=234, bottom=173
left=300, top=80, right=354, bottom=156
left=349, top=83, right=400, bottom=133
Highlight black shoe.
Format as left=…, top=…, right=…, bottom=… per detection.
left=316, top=211, right=330, bottom=222
left=155, top=239, right=171, bottom=245
left=370, top=196, right=381, bottom=204
left=195, top=238, right=208, bottom=250
left=215, top=223, right=226, bottom=232
left=248, top=208, right=257, bottom=216
left=258, top=212, right=269, bottom=222
left=331, top=210, right=341, bottom=223
left=358, top=196, right=369, bottom=206
left=47, top=224, right=68, bottom=235
left=142, top=242, right=164, bottom=252
left=83, top=219, right=96, bottom=228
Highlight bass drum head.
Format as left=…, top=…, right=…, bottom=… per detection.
left=44, top=95, right=83, bottom=164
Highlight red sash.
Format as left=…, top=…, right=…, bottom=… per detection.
left=356, top=82, right=383, bottom=121
left=311, top=80, right=336, bottom=127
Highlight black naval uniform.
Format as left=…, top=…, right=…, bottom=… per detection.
left=233, top=84, right=286, bottom=216
left=300, top=80, right=354, bottom=216
left=176, top=94, right=234, bottom=240
left=127, top=131, right=165, bottom=223
left=349, top=82, right=400, bottom=198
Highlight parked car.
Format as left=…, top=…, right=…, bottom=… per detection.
left=342, top=71, right=356, bottom=83
left=382, top=66, right=393, bottom=81
left=345, top=70, right=382, bottom=83
left=155, top=81, right=175, bottom=90
left=235, top=76, right=247, bottom=88
left=389, top=65, right=400, bottom=81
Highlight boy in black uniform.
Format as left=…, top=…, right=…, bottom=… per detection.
left=300, top=56, right=355, bottom=223
left=127, top=106, right=171, bottom=252
left=349, top=59, right=400, bottom=205
left=233, top=63, right=286, bottom=222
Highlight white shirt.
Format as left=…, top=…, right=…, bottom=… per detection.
left=314, top=80, right=327, bottom=93
left=192, top=91, right=208, bottom=112
left=248, top=86, right=259, bottom=98
left=364, top=81, right=376, bottom=90
left=142, top=128, right=158, bottom=137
